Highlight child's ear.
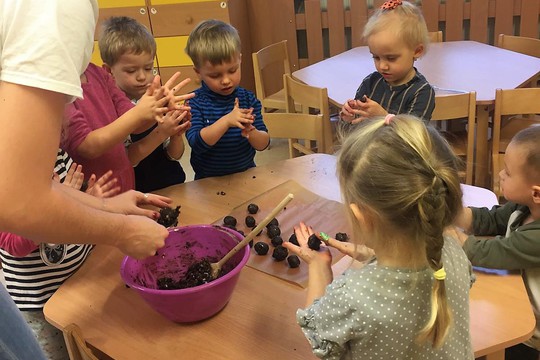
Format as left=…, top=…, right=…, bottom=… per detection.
left=414, top=44, right=424, bottom=59
left=193, top=66, right=202, bottom=78
left=350, top=203, right=374, bottom=230
left=532, top=185, right=540, bottom=204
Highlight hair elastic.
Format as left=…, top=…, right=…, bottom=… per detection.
left=433, top=267, right=446, bottom=280
left=384, top=114, right=395, bottom=125
left=381, top=0, right=403, bottom=10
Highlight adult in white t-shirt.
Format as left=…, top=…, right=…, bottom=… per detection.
left=0, top=1, right=169, bottom=358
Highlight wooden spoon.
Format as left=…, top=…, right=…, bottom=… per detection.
left=210, top=193, right=294, bottom=279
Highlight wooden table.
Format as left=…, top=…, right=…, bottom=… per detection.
left=292, top=41, right=540, bottom=188
left=44, top=154, right=534, bottom=360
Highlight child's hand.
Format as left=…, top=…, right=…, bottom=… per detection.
left=225, top=98, right=254, bottom=129
left=86, top=170, right=120, bottom=198
left=444, top=225, right=469, bottom=246
left=339, top=98, right=361, bottom=122
left=350, top=96, right=387, bottom=124
left=283, top=222, right=332, bottom=267
left=55, top=162, right=84, bottom=190
left=162, top=72, right=196, bottom=114
left=137, top=75, right=170, bottom=122
left=317, top=232, right=375, bottom=261
left=241, top=124, right=256, bottom=138
left=241, top=106, right=256, bottom=138
left=158, top=109, right=191, bottom=137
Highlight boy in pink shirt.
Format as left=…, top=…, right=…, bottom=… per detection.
left=63, top=62, right=192, bottom=192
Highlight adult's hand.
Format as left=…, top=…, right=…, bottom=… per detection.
left=103, top=190, right=172, bottom=219
left=117, top=215, right=168, bottom=259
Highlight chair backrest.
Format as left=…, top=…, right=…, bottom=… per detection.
left=492, top=87, right=540, bottom=194
left=63, top=323, right=99, bottom=360
left=428, top=31, right=443, bottom=43
left=283, top=74, right=333, bottom=155
left=431, top=91, right=477, bottom=184
left=492, top=88, right=540, bottom=155
left=252, top=40, right=291, bottom=112
left=264, top=113, right=324, bottom=157
left=497, top=34, right=540, bottom=58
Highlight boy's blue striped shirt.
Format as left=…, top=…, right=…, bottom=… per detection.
left=186, top=82, right=267, bottom=179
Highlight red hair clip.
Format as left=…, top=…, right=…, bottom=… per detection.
left=381, top=0, right=402, bottom=10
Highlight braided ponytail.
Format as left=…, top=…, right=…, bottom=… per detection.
left=416, top=176, right=452, bottom=348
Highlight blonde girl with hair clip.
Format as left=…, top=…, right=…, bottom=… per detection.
left=339, top=0, right=435, bottom=124
left=284, top=114, right=474, bottom=359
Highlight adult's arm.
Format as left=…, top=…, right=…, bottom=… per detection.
left=0, top=82, right=166, bottom=259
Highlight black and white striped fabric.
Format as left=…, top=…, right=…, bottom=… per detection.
left=0, top=149, right=94, bottom=310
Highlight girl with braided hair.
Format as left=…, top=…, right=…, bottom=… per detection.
left=284, top=115, right=474, bottom=359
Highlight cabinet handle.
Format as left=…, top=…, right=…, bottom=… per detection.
left=150, top=7, right=157, bottom=15
left=139, top=7, right=146, bottom=15
left=220, top=1, right=227, bottom=9
left=185, top=16, right=193, bottom=25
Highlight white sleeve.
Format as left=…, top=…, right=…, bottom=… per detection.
left=0, top=0, right=98, bottom=101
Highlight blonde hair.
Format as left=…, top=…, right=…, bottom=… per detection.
left=98, top=17, right=156, bottom=66
left=363, top=1, right=429, bottom=52
left=337, top=116, right=462, bottom=348
left=185, top=19, right=241, bottom=68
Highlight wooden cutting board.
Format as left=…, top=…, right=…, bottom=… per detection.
left=213, top=179, right=352, bottom=288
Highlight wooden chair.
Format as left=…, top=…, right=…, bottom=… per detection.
left=283, top=74, right=333, bottom=156
left=264, top=112, right=325, bottom=157
left=497, top=34, right=540, bottom=58
left=252, top=40, right=291, bottom=113
left=498, top=34, right=540, bottom=87
left=431, top=91, right=476, bottom=185
left=428, top=31, right=443, bottom=43
left=492, top=88, right=540, bottom=196
left=63, top=323, right=99, bottom=360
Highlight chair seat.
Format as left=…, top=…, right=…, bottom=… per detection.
left=262, top=89, right=286, bottom=110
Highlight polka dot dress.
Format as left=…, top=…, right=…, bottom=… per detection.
left=297, top=237, right=474, bottom=359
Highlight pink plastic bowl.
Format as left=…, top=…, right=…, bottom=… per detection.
left=120, top=225, right=250, bottom=323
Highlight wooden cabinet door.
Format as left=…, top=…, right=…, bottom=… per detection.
left=147, top=1, right=231, bottom=37
left=147, top=0, right=254, bottom=91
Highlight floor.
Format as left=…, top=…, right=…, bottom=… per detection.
left=180, top=137, right=290, bottom=181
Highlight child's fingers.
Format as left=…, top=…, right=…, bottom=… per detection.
left=171, top=92, right=195, bottom=104
left=85, top=174, right=97, bottom=191
left=164, top=72, right=182, bottom=90
left=102, top=184, right=121, bottom=198
left=72, top=165, right=84, bottom=189
left=169, top=77, right=192, bottom=94
left=294, top=222, right=313, bottom=245
left=65, top=162, right=77, bottom=182
left=146, top=75, right=161, bottom=96
left=52, top=172, right=60, bottom=183
left=66, top=163, right=84, bottom=189
left=320, top=232, right=375, bottom=260
left=95, top=170, right=113, bottom=186
left=100, top=177, right=118, bottom=192
left=234, top=97, right=239, bottom=108
left=319, top=233, right=355, bottom=256
left=177, top=121, right=191, bottom=135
